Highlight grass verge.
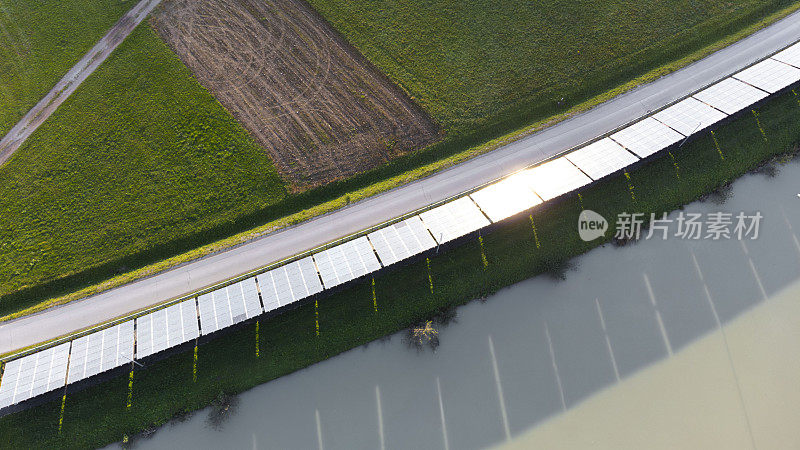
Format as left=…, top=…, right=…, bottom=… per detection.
left=2, top=81, right=799, bottom=449
left=4, top=1, right=800, bottom=321
left=0, top=0, right=132, bottom=137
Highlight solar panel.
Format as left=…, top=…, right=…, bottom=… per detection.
left=565, top=138, right=639, bottom=181
left=0, top=342, right=70, bottom=409
left=732, top=58, right=800, bottom=94
left=419, top=197, right=491, bottom=244
left=692, top=77, right=769, bottom=115
left=469, top=173, right=542, bottom=222
left=519, top=157, right=593, bottom=200
left=296, top=255, right=325, bottom=297
left=0, top=360, right=22, bottom=409
left=610, top=117, right=686, bottom=158
left=135, top=299, right=199, bottom=359
left=772, top=42, right=800, bottom=69
left=30, top=343, right=70, bottom=398
left=239, top=278, right=263, bottom=317
left=224, top=280, right=261, bottom=324
left=67, top=321, right=134, bottom=384
left=135, top=310, right=158, bottom=359
left=256, top=270, right=284, bottom=311
left=314, top=237, right=382, bottom=288
left=256, top=257, right=323, bottom=310
left=0, top=357, right=31, bottom=410
left=652, top=97, right=728, bottom=136
left=367, top=216, right=437, bottom=266
left=197, top=290, right=233, bottom=334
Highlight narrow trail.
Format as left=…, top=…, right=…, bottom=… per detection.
left=0, top=0, right=162, bottom=166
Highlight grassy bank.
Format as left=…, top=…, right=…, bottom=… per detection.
left=2, top=84, right=799, bottom=448
left=0, top=0, right=132, bottom=137
left=3, top=1, right=800, bottom=319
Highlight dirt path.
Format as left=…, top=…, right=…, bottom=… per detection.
left=0, top=0, right=162, bottom=167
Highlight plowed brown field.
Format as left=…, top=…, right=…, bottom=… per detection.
left=152, top=0, right=439, bottom=190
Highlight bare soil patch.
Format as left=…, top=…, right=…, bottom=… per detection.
left=152, top=0, right=440, bottom=191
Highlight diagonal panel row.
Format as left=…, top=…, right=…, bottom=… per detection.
left=773, top=41, right=800, bottom=68
left=67, top=321, right=134, bottom=384
left=565, top=138, right=639, bottom=180
left=197, top=278, right=262, bottom=334
left=521, top=157, right=593, bottom=200
left=0, top=343, right=70, bottom=410
left=368, top=216, right=438, bottom=266
left=135, top=298, right=199, bottom=359
left=256, top=256, right=323, bottom=311
left=419, top=197, right=491, bottom=244
left=469, top=173, right=542, bottom=222
left=610, top=117, right=685, bottom=158
left=692, top=78, right=768, bottom=115
left=733, top=57, right=800, bottom=94
left=652, top=97, right=728, bottom=136
left=314, top=237, right=381, bottom=288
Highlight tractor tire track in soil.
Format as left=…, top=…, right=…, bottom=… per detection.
left=152, top=0, right=440, bottom=191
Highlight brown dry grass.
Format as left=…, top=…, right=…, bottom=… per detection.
left=151, top=0, right=440, bottom=191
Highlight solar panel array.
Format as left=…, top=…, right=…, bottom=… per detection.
left=521, top=157, right=593, bottom=201
left=4, top=40, right=800, bottom=412
left=565, top=138, right=639, bottom=180
left=419, top=197, right=491, bottom=244
left=470, top=173, right=543, bottom=222
left=652, top=97, right=727, bottom=136
left=692, top=77, right=769, bottom=115
left=0, top=343, right=70, bottom=409
left=197, top=278, right=263, bottom=334
left=732, top=58, right=800, bottom=94
left=257, top=256, right=323, bottom=310
left=368, top=216, right=438, bottom=266
left=314, top=237, right=382, bottom=288
left=610, top=117, right=686, bottom=158
left=135, top=298, right=199, bottom=359
left=67, top=321, right=134, bottom=384
left=773, top=42, right=800, bottom=68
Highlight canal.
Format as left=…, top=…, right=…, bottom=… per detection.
left=115, top=155, right=800, bottom=449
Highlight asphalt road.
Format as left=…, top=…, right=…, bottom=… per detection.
left=2, top=10, right=800, bottom=355
left=0, top=0, right=162, bottom=165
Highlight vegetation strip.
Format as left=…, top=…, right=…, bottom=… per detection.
left=2, top=80, right=799, bottom=450
left=2, top=2, right=799, bottom=319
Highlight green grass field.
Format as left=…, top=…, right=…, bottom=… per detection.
left=2, top=83, right=798, bottom=450
left=1, top=0, right=798, bottom=315
left=307, top=0, right=795, bottom=135
left=0, top=0, right=132, bottom=138
left=0, top=25, right=287, bottom=301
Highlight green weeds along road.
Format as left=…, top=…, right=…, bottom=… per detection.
left=1, top=1, right=798, bottom=314
left=0, top=0, right=131, bottom=137
left=2, top=83, right=799, bottom=450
